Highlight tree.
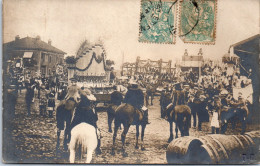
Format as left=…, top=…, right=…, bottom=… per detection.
left=106, top=59, right=115, bottom=66
left=65, top=56, right=77, bottom=64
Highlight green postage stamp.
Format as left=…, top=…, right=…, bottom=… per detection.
left=139, top=0, right=178, bottom=44
left=139, top=0, right=217, bottom=44
left=179, top=0, right=217, bottom=44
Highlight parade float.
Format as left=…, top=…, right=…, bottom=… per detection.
left=66, top=40, right=113, bottom=104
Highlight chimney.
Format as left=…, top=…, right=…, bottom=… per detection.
left=48, top=39, right=52, bottom=45
left=15, top=35, right=20, bottom=41
left=36, top=35, right=41, bottom=41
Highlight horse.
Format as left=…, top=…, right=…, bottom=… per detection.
left=164, top=104, right=191, bottom=143
left=160, top=91, right=172, bottom=118
left=162, top=90, right=191, bottom=143
left=188, top=96, right=209, bottom=131
left=69, top=122, right=101, bottom=163
left=220, top=106, right=248, bottom=134
left=146, top=84, right=156, bottom=105
left=107, top=104, right=122, bottom=133
left=111, top=103, right=147, bottom=157
left=56, top=99, right=77, bottom=151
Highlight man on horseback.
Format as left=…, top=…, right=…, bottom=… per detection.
left=124, top=80, right=150, bottom=124
left=65, top=78, right=81, bottom=104
left=69, top=89, right=102, bottom=154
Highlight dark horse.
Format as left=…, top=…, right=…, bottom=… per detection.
left=146, top=84, right=156, bottom=105
left=111, top=103, right=147, bottom=156
left=107, top=104, right=120, bottom=133
left=165, top=104, right=191, bottom=143
left=163, top=90, right=191, bottom=143
left=56, top=99, right=77, bottom=151
left=220, top=105, right=248, bottom=134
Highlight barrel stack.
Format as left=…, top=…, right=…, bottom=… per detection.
left=166, top=131, right=260, bottom=164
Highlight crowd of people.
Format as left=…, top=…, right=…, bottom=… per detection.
left=118, top=60, right=252, bottom=134
left=5, top=58, right=253, bottom=137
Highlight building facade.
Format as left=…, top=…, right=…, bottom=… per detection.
left=3, top=35, right=66, bottom=79
left=180, top=48, right=204, bottom=74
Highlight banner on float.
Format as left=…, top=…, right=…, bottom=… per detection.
left=233, top=84, right=253, bottom=104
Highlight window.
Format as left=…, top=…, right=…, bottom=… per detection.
left=49, top=55, right=52, bottom=63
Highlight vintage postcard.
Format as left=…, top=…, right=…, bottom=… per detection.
left=2, top=0, right=260, bottom=164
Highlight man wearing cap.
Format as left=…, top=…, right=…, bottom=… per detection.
left=124, top=81, right=149, bottom=124
left=65, top=78, right=81, bottom=103
left=69, top=90, right=102, bottom=154
left=230, top=92, right=249, bottom=117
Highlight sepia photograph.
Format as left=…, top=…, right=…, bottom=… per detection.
left=2, top=0, right=260, bottom=164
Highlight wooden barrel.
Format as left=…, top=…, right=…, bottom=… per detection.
left=166, top=136, right=209, bottom=164
left=166, top=131, right=260, bottom=164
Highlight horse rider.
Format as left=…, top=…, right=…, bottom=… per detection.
left=65, top=78, right=82, bottom=104
left=124, top=80, right=150, bottom=124
left=171, top=81, right=185, bottom=106
left=69, top=89, right=102, bottom=154
left=110, top=85, right=124, bottom=106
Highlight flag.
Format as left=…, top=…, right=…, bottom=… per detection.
left=233, top=84, right=253, bottom=103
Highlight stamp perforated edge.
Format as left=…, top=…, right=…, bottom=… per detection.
left=138, top=0, right=178, bottom=45
left=178, top=0, right=218, bottom=45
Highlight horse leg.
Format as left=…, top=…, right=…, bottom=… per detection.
left=241, top=120, right=246, bottom=134
left=192, top=111, right=197, bottom=128
left=141, top=124, right=146, bottom=151
left=69, top=149, right=75, bottom=163
left=135, top=125, right=140, bottom=149
left=86, top=149, right=94, bottom=163
left=111, top=120, right=120, bottom=155
left=121, top=123, right=130, bottom=157
left=175, top=122, right=179, bottom=138
left=151, top=94, right=153, bottom=105
left=56, top=129, right=61, bottom=151
left=107, top=112, right=113, bottom=133
left=69, top=134, right=76, bottom=163
left=221, top=122, right=228, bottom=134
left=168, top=121, right=174, bottom=143
left=64, top=121, right=71, bottom=151
left=179, top=118, right=185, bottom=137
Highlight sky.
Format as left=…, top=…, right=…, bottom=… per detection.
left=3, top=0, right=259, bottom=69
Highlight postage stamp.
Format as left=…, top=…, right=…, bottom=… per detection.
left=139, top=0, right=178, bottom=44
left=179, top=0, right=217, bottom=44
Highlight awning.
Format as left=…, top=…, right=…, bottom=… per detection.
left=23, top=52, right=33, bottom=58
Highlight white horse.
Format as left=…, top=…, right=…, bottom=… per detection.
left=69, top=122, right=100, bottom=163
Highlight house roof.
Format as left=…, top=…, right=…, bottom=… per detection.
left=230, top=34, right=260, bottom=48
left=3, top=37, right=66, bottom=54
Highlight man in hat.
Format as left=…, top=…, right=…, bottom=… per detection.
left=230, top=92, right=249, bottom=116
left=25, top=82, right=34, bottom=116
left=69, top=89, right=102, bottom=154
left=65, top=78, right=81, bottom=103
left=124, top=80, right=150, bottom=124
left=110, top=85, right=123, bottom=106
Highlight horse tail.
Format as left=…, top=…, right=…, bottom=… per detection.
left=185, top=105, right=192, bottom=128
left=69, top=123, right=97, bottom=163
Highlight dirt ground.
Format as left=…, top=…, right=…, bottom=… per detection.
left=3, top=90, right=259, bottom=164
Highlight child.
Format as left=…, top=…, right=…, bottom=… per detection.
left=210, top=95, right=221, bottom=134
left=47, top=87, right=56, bottom=118
left=211, top=109, right=220, bottom=134
left=39, top=85, right=48, bottom=116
